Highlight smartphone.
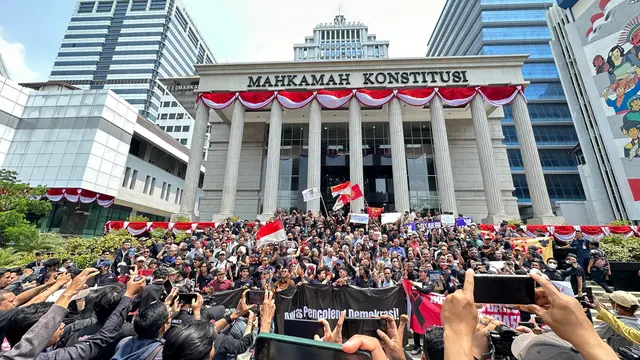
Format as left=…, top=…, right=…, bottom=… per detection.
left=164, top=280, right=173, bottom=295
left=256, top=333, right=371, bottom=360
left=343, top=318, right=387, bottom=341
left=471, top=274, right=535, bottom=304
left=178, top=293, right=197, bottom=304
left=248, top=290, right=265, bottom=305
left=284, top=319, right=325, bottom=339
left=585, top=287, right=593, bottom=303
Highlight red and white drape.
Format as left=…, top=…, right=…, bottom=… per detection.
left=46, top=188, right=115, bottom=208
left=477, top=224, right=640, bottom=240
left=198, top=86, right=525, bottom=110
left=106, top=221, right=217, bottom=235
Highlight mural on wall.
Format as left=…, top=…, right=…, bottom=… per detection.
left=574, top=0, right=640, bottom=203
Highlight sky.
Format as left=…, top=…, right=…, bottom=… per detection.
left=0, top=0, right=446, bottom=82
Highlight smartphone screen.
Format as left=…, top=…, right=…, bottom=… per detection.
left=471, top=275, right=535, bottom=304
left=284, top=319, right=325, bottom=339
left=256, top=333, right=371, bottom=360
left=585, top=287, right=593, bottom=303
left=164, top=280, right=173, bottom=295
left=343, top=318, right=387, bottom=341
left=178, top=293, right=197, bottom=304
left=248, top=290, right=265, bottom=305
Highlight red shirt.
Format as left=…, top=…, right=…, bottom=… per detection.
left=204, top=278, right=234, bottom=292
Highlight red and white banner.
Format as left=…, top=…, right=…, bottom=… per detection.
left=478, top=305, right=521, bottom=328
left=579, top=225, right=606, bottom=242
left=105, top=221, right=217, bottom=235
left=46, top=188, right=115, bottom=208
left=256, top=220, right=287, bottom=246
left=604, top=225, right=637, bottom=238
left=197, top=86, right=525, bottom=111
left=476, top=224, right=639, bottom=240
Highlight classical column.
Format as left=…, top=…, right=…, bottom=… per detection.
left=217, top=100, right=245, bottom=219
left=430, top=96, right=457, bottom=214
left=389, top=98, right=410, bottom=212
left=349, top=98, right=365, bottom=213
left=306, top=99, right=322, bottom=214
left=512, top=92, right=564, bottom=224
left=260, top=101, right=283, bottom=220
left=174, top=102, right=209, bottom=220
left=470, top=95, right=508, bottom=224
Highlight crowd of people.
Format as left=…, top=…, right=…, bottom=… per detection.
left=0, top=208, right=637, bottom=360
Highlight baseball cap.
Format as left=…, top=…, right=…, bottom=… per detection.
left=136, top=256, right=146, bottom=262
left=511, top=333, right=582, bottom=360
left=167, top=268, right=178, bottom=275
left=98, top=260, right=111, bottom=268
left=610, top=290, right=639, bottom=308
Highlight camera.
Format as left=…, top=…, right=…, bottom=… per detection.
left=488, top=325, right=518, bottom=359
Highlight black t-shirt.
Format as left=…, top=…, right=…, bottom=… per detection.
left=0, top=308, right=18, bottom=343
left=171, top=309, right=195, bottom=326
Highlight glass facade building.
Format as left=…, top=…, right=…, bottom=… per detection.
left=427, top=0, right=586, bottom=214
left=49, top=0, right=215, bottom=121
left=0, top=53, right=9, bottom=80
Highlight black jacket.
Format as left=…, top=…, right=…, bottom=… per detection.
left=212, top=333, right=256, bottom=360
left=139, top=282, right=166, bottom=311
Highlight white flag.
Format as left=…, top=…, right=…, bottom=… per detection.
left=302, top=187, right=322, bottom=202
left=381, top=212, right=402, bottom=225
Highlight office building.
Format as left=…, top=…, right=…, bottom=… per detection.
left=546, top=0, right=640, bottom=222
left=0, top=53, right=9, bottom=79
left=178, top=56, right=564, bottom=225
left=48, top=0, right=215, bottom=121
left=293, top=14, right=389, bottom=61
left=0, top=74, right=204, bottom=235
left=428, top=0, right=586, bottom=221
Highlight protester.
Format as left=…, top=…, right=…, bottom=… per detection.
left=595, top=290, right=640, bottom=351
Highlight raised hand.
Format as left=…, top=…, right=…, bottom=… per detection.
left=314, top=310, right=345, bottom=344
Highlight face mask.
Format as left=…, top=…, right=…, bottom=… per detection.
left=547, top=263, right=557, bottom=269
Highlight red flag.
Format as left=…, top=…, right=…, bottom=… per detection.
left=330, top=181, right=351, bottom=197
left=256, top=221, right=286, bottom=246
left=350, top=184, right=363, bottom=201
left=367, top=207, right=384, bottom=218
left=403, top=279, right=443, bottom=334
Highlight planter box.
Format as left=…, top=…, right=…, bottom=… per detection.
left=609, top=262, right=640, bottom=291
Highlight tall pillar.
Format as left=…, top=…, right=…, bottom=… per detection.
left=470, top=95, right=508, bottom=224
left=349, top=98, right=364, bottom=213
left=174, top=102, right=209, bottom=220
left=512, top=93, right=564, bottom=224
left=307, top=99, right=322, bottom=214
left=259, top=101, right=283, bottom=220
left=430, top=96, right=457, bottom=214
left=215, top=100, right=245, bottom=220
left=389, top=98, right=410, bottom=212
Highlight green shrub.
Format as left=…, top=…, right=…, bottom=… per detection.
left=601, top=235, right=640, bottom=262
left=174, top=215, right=190, bottom=223
left=607, top=219, right=632, bottom=226
left=128, top=215, right=149, bottom=222
left=149, top=228, right=166, bottom=240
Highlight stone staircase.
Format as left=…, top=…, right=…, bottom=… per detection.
left=588, top=281, right=640, bottom=324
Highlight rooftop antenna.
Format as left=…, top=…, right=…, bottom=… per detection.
left=338, top=3, right=341, bottom=15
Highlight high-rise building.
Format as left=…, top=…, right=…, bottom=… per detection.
left=0, top=53, right=9, bottom=79
left=427, top=0, right=586, bottom=220
left=293, top=14, right=389, bottom=61
left=49, top=0, right=215, bottom=121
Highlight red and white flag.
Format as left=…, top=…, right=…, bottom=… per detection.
left=332, top=184, right=363, bottom=211
left=256, top=221, right=286, bottom=247
left=333, top=194, right=350, bottom=211
left=350, top=184, right=363, bottom=201
left=330, top=181, right=351, bottom=197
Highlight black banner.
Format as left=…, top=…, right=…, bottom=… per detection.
left=206, top=284, right=407, bottom=333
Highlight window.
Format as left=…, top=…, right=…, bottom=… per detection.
left=502, top=104, right=572, bottom=123
left=166, top=126, right=173, bottom=132
left=149, top=0, right=166, bottom=10
left=174, top=126, right=181, bottom=132
left=174, top=188, right=180, bottom=203
left=160, top=114, right=168, bottom=119
left=482, top=27, right=550, bottom=41
left=131, top=0, right=147, bottom=11
left=163, top=101, right=170, bottom=107
left=175, top=8, right=188, bottom=30
left=180, top=139, right=187, bottom=145
left=161, top=182, right=167, bottom=198
left=129, top=170, right=138, bottom=190
left=171, top=101, right=178, bottom=107
left=159, top=126, right=165, bottom=131
left=96, top=1, right=113, bottom=12
left=149, top=178, right=156, bottom=195
left=169, top=114, right=176, bottom=120
left=178, top=189, right=183, bottom=204
left=183, top=125, right=190, bottom=132
left=502, top=125, right=579, bottom=145
left=165, top=184, right=171, bottom=201
left=482, top=9, right=547, bottom=22
left=483, top=44, right=553, bottom=59
left=177, top=113, right=184, bottom=120
left=143, top=175, right=151, bottom=194
left=512, top=174, right=585, bottom=201
left=188, top=29, right=198, bottom=47
left=78, top=2, right=95, bottom=13
left=122, top=167, right=131, bottom=187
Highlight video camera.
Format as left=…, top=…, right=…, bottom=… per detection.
left=488, top=324, right=518, bottom=360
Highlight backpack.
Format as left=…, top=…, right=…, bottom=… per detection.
left=594, top=257, right=608, bottom=269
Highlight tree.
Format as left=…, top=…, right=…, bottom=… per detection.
left=0, top=169, right=52, bottom=247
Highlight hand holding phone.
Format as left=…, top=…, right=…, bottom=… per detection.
left=256, top=333, right=371, bottom=360
left=470, top=274, right=535, bottom=304
left=247, top=290, right=265, bottom=305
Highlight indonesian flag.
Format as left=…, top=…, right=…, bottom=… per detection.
left=256, top=221, right=286, bottom=247
left=331, top=181, right=351, bottom=197
left=333, top=195, right=349, bottom=211
left=367, top=207, right=384, bottom=218
left=332, top=184, right=363, bottom=211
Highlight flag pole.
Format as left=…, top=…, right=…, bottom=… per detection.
left=320, top=196, right=329, bottom=217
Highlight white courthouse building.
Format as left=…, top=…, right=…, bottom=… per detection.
left=177, top=56, right=564, bottom=224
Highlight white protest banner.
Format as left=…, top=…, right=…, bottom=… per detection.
left=441, top=214, right=455, bottom=226
left=381, top=212, right=402, bottom=224
left=301, top=187, right=322, bottom=202
left=488, top=261, right=505, bottom=272
left=477, top=305, right=521, bottom=328
left=350, top=213, right=369, bottom=224
left=551, top=281, right=574, bottom=297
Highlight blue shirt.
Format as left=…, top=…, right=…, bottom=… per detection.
left=572, top=238, right=591, bottom=258
left=389, top=246, right=406, bottom=259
